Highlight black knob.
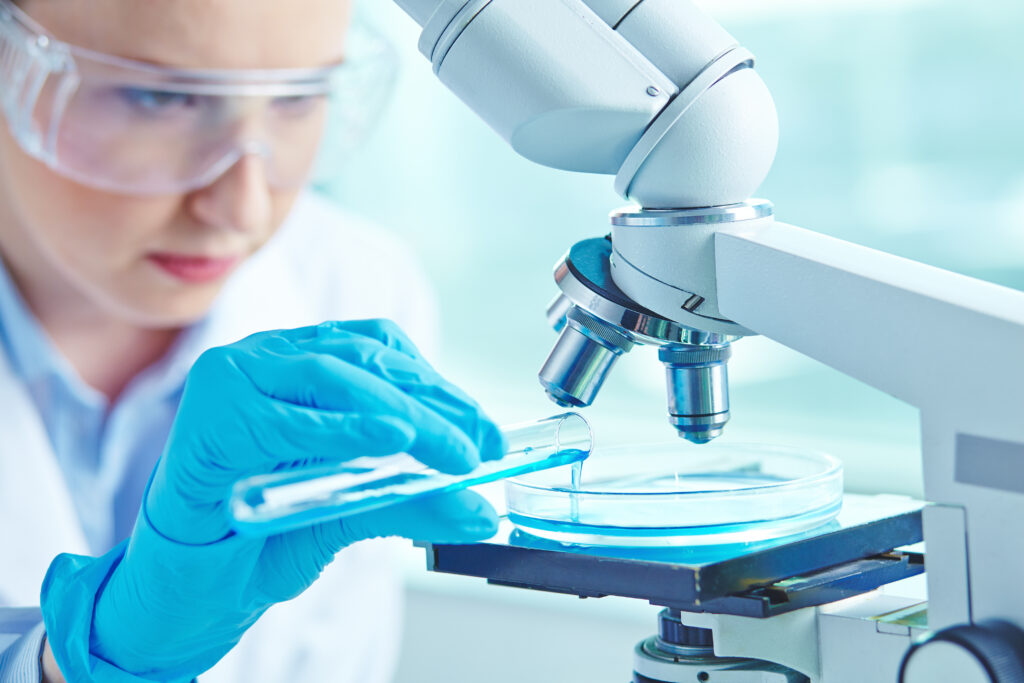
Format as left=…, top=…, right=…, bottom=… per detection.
left=658, top=609, right=713, bottom=648
left=900, top=621, right=1024, bottom=683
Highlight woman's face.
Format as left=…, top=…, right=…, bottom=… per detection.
left=0, top=0, right=351, bottom=327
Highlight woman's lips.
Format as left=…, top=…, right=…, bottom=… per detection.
left=147, top=253, right=241, bottom=284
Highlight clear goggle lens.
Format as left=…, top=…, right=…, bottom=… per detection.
left=0, top=2, right=395, bottom=195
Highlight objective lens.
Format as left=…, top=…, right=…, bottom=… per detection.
left=539, top=306, right=634, bottom=408
left=659, top=343, right=732, bottom=444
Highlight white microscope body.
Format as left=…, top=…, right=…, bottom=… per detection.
left=393, top=1, right=1024, bottom=680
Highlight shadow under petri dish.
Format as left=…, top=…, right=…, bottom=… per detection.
left=504, top=442, right=843, bottom=547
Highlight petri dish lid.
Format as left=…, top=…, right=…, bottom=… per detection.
left=504, top=442, right=843, bottom=547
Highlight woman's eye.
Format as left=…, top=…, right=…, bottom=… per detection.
left=117, top=88, right=197, bottom=112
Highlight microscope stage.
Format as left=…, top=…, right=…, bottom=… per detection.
left=421, top=494, right=924, bottom=618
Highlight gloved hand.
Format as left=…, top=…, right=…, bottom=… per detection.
left=40, top=320, right=504, bottom=682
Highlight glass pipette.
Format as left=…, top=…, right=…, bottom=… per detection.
left=228, top=412, right=592, bottom=536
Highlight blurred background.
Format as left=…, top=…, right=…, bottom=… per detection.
left=315, top=1, right=1024, bottom=680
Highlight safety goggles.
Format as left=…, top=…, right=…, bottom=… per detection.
left=0, top=0, right=394, bottom=196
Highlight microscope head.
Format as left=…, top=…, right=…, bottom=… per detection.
left=392, top=0, right=777, bottom=206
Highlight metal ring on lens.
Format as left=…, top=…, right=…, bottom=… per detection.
left=610, top=199, right=774, bottom=227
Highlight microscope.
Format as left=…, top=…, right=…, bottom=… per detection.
left=393, top=1, right=1024, bottom=680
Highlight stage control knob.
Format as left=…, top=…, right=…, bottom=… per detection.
left=900, top=621, right=1024, bottom=683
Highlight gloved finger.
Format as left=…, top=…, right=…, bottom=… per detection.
left=232, top=349, right=483, bottom=474
left=329, top=319, right=428, bottom=363
left=288, top=333, right=506, bottom=463
left=326, top=489, right=499, bottom=550
left=270, top=319, right=428, bottom=363
left=234, top=325, right=503, bottom=462
left=199, top=408, right=417, bottom=481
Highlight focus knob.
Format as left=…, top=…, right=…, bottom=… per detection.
left=900, top=621, right=1024, bottom=683
left=658, top=609, right=713, bottom=649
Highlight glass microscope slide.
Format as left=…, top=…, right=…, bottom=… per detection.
left=228, top=412, right=593, bottom=536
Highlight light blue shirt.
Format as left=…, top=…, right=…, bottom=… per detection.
left=0, top=616, right=44, bottom=683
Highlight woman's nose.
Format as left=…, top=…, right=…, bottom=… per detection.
left=186, top=152, right=273, bottom=234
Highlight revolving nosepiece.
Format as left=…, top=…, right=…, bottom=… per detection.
left=659, top=343, right=732, bottom=444
left=539, top=306, right=635, bottom=408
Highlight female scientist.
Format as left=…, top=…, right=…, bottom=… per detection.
left=0, top=1, right=502, bottom=681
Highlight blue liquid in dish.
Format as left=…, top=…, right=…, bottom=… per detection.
left=506, top=453, right=844, bottom=548
left=507, top=498, right=843, bottom=548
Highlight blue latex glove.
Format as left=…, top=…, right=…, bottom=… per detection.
left=40, top=320, right=504, bottom=682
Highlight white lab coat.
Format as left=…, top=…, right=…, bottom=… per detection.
left=0, top=192, right=440, bottom=682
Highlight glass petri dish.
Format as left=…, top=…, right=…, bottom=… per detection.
left=504, top=443, right=843, bottom=547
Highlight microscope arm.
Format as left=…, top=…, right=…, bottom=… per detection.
left=715, top=221, right=1024, bottom=425
left=714, top=219, right=1024, bottom=631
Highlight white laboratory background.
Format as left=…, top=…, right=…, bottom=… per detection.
left=314, top=1, right=1024, bottom=680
